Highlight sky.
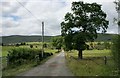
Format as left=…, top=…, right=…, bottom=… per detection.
left=0, top=0, right=118, bottom=36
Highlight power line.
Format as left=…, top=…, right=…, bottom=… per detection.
left=16, top=0, right=45, bottom=57
left=16, top=0, right=41, bottom=24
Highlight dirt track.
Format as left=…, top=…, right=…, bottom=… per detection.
left=18, top=51, right=73, bottom=76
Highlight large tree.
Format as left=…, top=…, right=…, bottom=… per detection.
left=112, top=0, right=120, bottom=75
left=61, top=1, right=109, bottom=59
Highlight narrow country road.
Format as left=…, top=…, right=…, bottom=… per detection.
left=18, top=51, right=73, bottom=76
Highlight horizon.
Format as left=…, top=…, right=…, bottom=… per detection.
left=0, top=32, right=118, bottom=37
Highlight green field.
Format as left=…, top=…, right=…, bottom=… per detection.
left=68, top=50, right=111, bottom=57
left=2, top=46, right=15, bottom=56
left=66, top=50, right=118, bottom=76
left=2, top=42, right=55, bottom=57
left=1, top=41, right=117, bottom=76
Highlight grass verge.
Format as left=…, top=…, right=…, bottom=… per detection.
left=65, top=50, right=118, bottom=76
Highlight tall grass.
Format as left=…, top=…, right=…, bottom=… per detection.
left=66, top=50, right=117, bottom=76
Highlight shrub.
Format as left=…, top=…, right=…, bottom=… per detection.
left=94, top=42, right=105, bottom=50
left=111, top=35, right=120, bottom=75
left=7, top=47, right=53, bottom=67
left=7, top=48, right=41, bottom=66
left=43, top=43, right=47, bottom=48
left=2, top=43, right=4, bottom=46
left=103, top=42, right=111, bottom=49
left=15, top=43, right=20, bottom=47
left=20, top=42, right=26, bottom=45
left=30, top=45, right=33, bottom=48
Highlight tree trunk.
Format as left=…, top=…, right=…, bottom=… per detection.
left=78, top=50, right=83, bottom=59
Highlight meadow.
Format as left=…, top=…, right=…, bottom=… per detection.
left=2, top=42, right=56, bottom=56
left=1, top=41, right=118, bottom=76
left=66, top=50, right=118, bottom=76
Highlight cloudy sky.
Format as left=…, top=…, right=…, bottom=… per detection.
left=0, top=0, right=118, bottom=36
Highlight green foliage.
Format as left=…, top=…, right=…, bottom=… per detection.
left=112, top=0, right=120, bottom=75
left=7, top=48, right=53, bottom=67
left=2, top=35, right=52, bottom=44
left=30, top=45, right=33, bottom=48
left=103, top=42, right=111, bottom=49
left=95, top=42, right=104, bottom=50
left=61, top=1, right=109, bottom=59
left=63, top=33, right=73, bottom=51
left=52, top=36, right=63, bottom=50
left=2, top=43, right=4, bottom=46
left=2, top=46, right=15, bottom=56
left=73, top=32, right=87, bottom=51
left=43, top=43, right=47, bottom=48
left=88, top=42, right=111, bottom=50
left=66, top=50, right=116, bottom=76
left=1, top=33, right=117, bottom=45
left=118, top=20, right=120, bottom=26
left=7, top=48, right=40, bottom=66
left=111, top=35, right=120, bottom=74
left=20, top=42, right=26, bottom=45
left=15, top=43, right=20, bottom=47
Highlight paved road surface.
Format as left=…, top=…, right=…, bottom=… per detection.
left=18, top=51, right=73, bottom=76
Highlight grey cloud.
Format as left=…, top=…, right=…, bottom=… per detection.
left=1, top=0, right=118, bottom=36
left=101, top=2, right=118, bottom=34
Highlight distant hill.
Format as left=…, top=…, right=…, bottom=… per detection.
left=1, top=35, right=52, bottom=44
left=95, top=33, right=117, bottom=42
left=0, top=33, right=117, bottom=44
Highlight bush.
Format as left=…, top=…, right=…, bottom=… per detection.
left=20, top=42, right=26, bottom=45
left=30, top=45, right=33, bottom=48
left=43, top=43, right=47, bottom=48
left=103, top=42, right=111, bottom=49
left=7, top=48, right=41, bottom=66
left=15, top=43, right=20, bottom=47
left=7, top=48, right=53, bottom=67
left=111, top=35, right=120, bottom=75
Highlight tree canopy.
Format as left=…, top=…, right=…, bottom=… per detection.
left=112, top=0, right=120, bottom=75
left=61, top=1, right=109, bottom=59
left=52, top=36, right=63, bottom=51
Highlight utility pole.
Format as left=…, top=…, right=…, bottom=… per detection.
left=42, top=21, right=44, bottom=57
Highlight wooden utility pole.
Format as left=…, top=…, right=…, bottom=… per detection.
left=42, top=21, right=44, bottom=57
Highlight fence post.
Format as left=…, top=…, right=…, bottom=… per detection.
left=35, top=55, right=39, bottom=64
left=104, top=56, right=107, bottom=65
left=7, top=54, right=10, bottom=66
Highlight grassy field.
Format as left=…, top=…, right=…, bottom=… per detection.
left=2, top=42, right=55, bottom=56
left=69, top=50, right=112, bottom=57
left=66, top=50, right=118, bottom=76
left=2, top=46, right=57, bottom=57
